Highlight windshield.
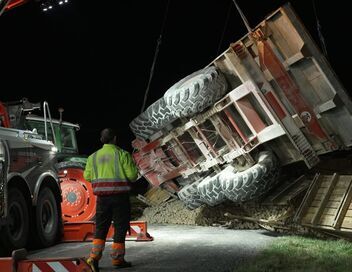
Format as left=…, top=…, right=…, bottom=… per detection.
left=25, top=119, right=78, bottom=154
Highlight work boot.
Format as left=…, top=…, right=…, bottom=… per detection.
left=86, top=257, right=100, bottom=272
left=113, top=259, right=132, bottom=269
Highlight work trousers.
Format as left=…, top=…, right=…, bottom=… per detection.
left=95, top=193, right=131, bottom=243
left=90, top=193, right=131, bottom=263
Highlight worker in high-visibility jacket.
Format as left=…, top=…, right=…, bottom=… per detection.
left=84, top=128, right=138, bottom=271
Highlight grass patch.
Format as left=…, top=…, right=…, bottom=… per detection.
left=236, top=235, right=352, bottom=272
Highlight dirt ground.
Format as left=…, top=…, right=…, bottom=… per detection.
left=137, top=198, right=259, bottom=228
left=135, top=197, right=332, bottom=240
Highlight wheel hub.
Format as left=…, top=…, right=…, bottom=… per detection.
left=41, top=200, right=54, bottom=234
left=67, top=192, right=78, bottom=203
left=8, top=202, right=22, bottom=239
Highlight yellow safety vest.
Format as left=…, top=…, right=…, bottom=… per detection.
left=84, top=144, right=138, bottom=195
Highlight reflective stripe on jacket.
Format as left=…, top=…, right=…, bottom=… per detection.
left=83, top=144, right=138, bottom=195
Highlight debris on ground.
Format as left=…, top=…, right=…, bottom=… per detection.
left=137, top=196, right=338, bottom=240
left=138, top=198, right=258, bottom=228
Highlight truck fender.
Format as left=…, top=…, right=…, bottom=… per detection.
left=32, top=170, right=60, bottom=205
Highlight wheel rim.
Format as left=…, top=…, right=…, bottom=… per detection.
left=8, top=201, right=24, bottom=240
left=41, top=199, right=54, bottom=234
left=60, top=168, right=96, bottom=222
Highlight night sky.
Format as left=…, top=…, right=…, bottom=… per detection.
left=0, top=0, right=350, bottom=156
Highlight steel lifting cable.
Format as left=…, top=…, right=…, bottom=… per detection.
left=232, top=0, right=252, bottom=32
left=140, top=0, right=171, bottom=114
left=216, top=0, right=232, bottom=56
left=312, top=0, right=328, bottom=58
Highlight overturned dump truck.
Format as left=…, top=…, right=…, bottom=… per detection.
left=130, top=4, right=352, bottom=211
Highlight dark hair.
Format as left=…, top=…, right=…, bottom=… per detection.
left=100, top=128, right=117, bottom=144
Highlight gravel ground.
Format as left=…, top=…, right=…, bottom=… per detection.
left=25, top=198, right=332, bottom=271
left=28, top=224, right=279, bottom=272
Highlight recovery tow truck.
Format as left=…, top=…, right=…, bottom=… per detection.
left=0, top=98, right=152, bottom=252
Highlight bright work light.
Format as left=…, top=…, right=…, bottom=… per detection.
left=38, top=0, right=70, bottom=12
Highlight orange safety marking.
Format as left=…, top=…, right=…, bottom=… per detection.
left=92, top=238, right=105, bottom=245
left=18, top=259, right=91, bottom=272
left=112, top=243, right=125, bottom=249
left=0, top=254, right=92, bottom=272
left=63, top=221, right=153, bottom=242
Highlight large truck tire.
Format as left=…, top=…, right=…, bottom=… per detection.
left=0, top=188, right=29, bottom=254
left=130, top=98, right=176, bottom=140
left=56, top=162, right=96, bottom=223
left=144, top=98, right=176, bottom=131
left=34, top=187, right=60, bottom=248
left=129, top=109, right=157, bottom=140
left=164, top=66, right=228, bottom=118
left=177, top=179, right=204, bottom=210
left=130, top=66, right=228, bottom=140
left=197, top=174, right=226, bottom=206
left=220, top=151, right=279, bottom=203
